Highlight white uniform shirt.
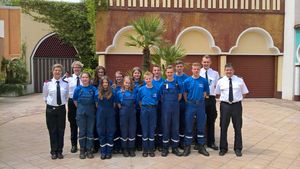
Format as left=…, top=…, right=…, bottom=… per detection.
left=215, top=75, right=249, bottom=102
left=67, top=74, right=82, bottom=99
left=200, top=68, right=220, bottom=96
left=43, top=78, right=69, bottom=106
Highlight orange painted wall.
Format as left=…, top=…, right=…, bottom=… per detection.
left=0, top=7, right=21, bottom=59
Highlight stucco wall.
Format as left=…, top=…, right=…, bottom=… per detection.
left=21, top=13, right=51, bottom=93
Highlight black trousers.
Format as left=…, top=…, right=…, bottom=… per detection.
left=219, top=101, right=243, bottom=151
left=46, top=105, right=66, bottom=154
left=205, top=96, right=217, bottom=146
left=68, top=99, right=78, bottom=146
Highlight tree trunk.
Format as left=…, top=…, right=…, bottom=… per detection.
left=142, top=47, right=151, bottom=71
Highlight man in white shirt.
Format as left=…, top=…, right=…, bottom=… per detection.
left=200, top=55, right=219, bottom=150
left=215, top=63, right=249, bottom=157
left=67, top=61, right=83, bottom=153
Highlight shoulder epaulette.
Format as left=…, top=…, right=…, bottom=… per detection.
left=44, top=79, right=51, bottom=83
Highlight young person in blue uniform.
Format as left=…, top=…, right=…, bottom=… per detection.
left=43, top=64, right=69, bottom=160
left=112, top=71, right=124, bottom=154
left=66, top=61, right=83, bottom=153
left=152, top=65, right=164, bottom=152
left=215, top=63, right=249, bottom=157
left=96, top=76, right=116, bottom=160
left=200, top=55, right=220, bottom=151
left=73, top=72, right=97, bottom=159
left=174, top=60, right=189, bottom=148
left=117, top=76, right=137, bottom=157
left=138, top=71, right=160, bottom=157
left=182, top=62, right=210, bottom=157
left=159, top=65, right=183, bottom=157
left=132, top=67, right=144, bottom=151
left=92, top=66, right=112, bottom=153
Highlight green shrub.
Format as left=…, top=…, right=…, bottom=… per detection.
left=1, top=58, right=28, bottom=84
left=0, top=83, right=26, bottom=96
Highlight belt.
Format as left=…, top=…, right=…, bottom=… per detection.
left=142, top=105, right=156, bottom=108
left=205, top=95, right=216, bottom=99
left=47, top=104, right=65, bottom=110
left=221, top=101, right=241, bottom=105
left=186, top=100, right=203, bottom=104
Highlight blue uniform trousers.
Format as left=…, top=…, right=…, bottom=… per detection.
left=76, top=90, right=96, bottom=151
left=119, top=101, right=136, bottom=149
left=184, top=100, right=206, bottom=146
left=96, top=108, right=116, bottom=155
left=76, top=112, right=95, bottom=150
left=113, top=106, right=121, bottom=151
left=162, top=100, right=180, bottom=149
left=179, top=99, right=186, bottom=145
left=140, top=106, right=157, bottom=152
left=136, top=107, right=142, bottom=149
left=155, top=101, right=163, bottom=148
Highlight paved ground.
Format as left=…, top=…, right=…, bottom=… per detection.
left=0, top=94, right=300, bottom=169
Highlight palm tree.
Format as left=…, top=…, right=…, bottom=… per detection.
left=126, top=16, right=165, bottom=71
left=152, top=43, right=186, bottom=77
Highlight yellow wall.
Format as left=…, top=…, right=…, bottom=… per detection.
left=21, top=13, right=51, bottom=85
left=108, top=29, right=141, bottom=54
left=231, top=31, right=274, bottom=54
left=177, top=30, right=215, bottom=54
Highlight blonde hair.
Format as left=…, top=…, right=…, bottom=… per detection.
left=71, top=61, right=84, bottom=68
left=122, top=76, right=133, bottom=92
left=192, top=62, right=201, bottom=67
left=52, top=64, right=63, bottom=71
left=143, top=71, right=153, bottom=78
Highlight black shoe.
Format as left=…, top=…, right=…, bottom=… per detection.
left=57, top=153, right=64, bottom=159
left=182, top=146, right=191, bottom=157
left=137, top=147, right=142, bottom=151
left=112, top=149, right=120, bottom=154
left=219, top=149, right=228, bottom=156
left=86, top=150, right=94, bottom=159
left=157, top=146, right=162, bottom=152
left=106, top=154, right=112, bottom=159
left=71, top=145, right=78, bottom=153
left=208, top=143, right=219, bottom=150
left=198, top=145, right=209, bottom=156
left=129, top=148, right=136, bottom=157
left=123, top=149, right=129, bottom=157
left=51, top=154, right=57, bottom=160
left=100, top=154, right=106, bottom=160
left=79, top=149, right=86, bottom=159
left=235, top=149, right=242, bottom=157
left=193, top=144, right=199, bottom=150
left=142, top=151, right=148, bottom=157
left=161, top=149, right=169, bottom=157
left=172, top=148, right=182, bottom=156
left=92, top=147, right=99, bottom=154
left=149, top=150, right=155, bottom=157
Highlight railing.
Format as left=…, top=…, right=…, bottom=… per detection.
left=107, top=0, right=284, bottom=13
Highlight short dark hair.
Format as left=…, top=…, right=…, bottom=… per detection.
left=225, top=63, right=233, bottom=69
left=175, top=60, right=184, bottom=65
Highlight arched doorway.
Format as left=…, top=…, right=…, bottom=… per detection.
left=32, top=33, right=77, bottom=92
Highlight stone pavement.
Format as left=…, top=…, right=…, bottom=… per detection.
left=0, top=94, right=300, bottom=169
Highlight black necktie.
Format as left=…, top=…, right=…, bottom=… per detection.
left=56, top=81, right=62, bottom=105
left=76, top=76, right=80, bottom=86
left=205, top=70, right=209, bottom=83
left=229, top=78, right=233, bottom=102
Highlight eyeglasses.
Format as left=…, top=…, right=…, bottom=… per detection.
left=73, top=67, right=82, bottom=69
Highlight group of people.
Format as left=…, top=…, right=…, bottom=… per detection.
left=42, top=55, right=249, bottom=160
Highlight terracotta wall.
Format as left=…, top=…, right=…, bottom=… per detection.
left=96, top=11, right=284, bottom=53
left=0, top=7, right=20, bottom=59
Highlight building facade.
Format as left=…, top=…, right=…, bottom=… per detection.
left=96, top=0, right=285, bottom=98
